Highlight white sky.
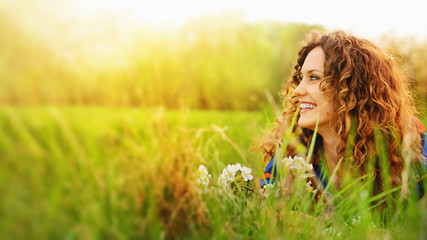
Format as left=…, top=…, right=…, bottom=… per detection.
left=63, top=0, right=427, bottom=40
left=2, top=0, right=426, bottom=40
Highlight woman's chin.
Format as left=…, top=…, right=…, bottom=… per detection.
left=297, top=120, right=315, bottom=131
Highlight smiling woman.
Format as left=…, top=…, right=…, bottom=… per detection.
left=260, top=30, right=427, bottom=204
left=294, top=47, right=336, bottom=136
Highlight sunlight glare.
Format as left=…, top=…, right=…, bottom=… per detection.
left=69, top=0, right=242, bottom=25
left=2, top=0, right=426, bottom=70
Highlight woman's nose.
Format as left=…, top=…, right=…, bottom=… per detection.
left=293, top=80, right=307, bottom=96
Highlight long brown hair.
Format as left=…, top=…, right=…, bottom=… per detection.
left=261, top=30, right=421, bottom=189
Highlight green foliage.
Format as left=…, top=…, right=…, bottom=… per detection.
left=0, top=107, right=425, bottom=239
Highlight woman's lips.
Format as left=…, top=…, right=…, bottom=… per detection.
left=299, top=102, right=317, bottom=113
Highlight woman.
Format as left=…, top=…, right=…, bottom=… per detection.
left=260, top=30, right=426, bottom=199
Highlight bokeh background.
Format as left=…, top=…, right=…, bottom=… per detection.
left=2, top=0, right=427, bottom=110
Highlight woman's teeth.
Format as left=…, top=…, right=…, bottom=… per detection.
left=300, top=103, right=316, bottom=110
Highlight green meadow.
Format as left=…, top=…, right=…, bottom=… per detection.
left=1, top=5, right=427, bottom=239
left=1, top=107, right=426, bottom=239
left=0, top=107, right=267, bottom=239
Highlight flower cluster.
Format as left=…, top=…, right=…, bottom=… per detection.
left=260, top=183, right=277, bottom=198
left=282, top=156, right=315, bottom=191
left=197, top=164, right=212, bottom=193
left=197, top=163, right=254, bottom=196
left=197, top=156, right=314, bottom=199
left=282, top=156, right=313, bottom=177
left=260, top=156, right=316, bottom=197
left=217, top=163, right=253, bottom=190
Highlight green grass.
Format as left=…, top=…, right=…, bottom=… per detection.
left=0, top=106, right=426, bottom=239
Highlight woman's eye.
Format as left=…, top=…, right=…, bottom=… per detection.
left=310, top=75, right=319, bottom=81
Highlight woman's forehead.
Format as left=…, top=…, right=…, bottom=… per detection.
left=301, top=47, right=325, bottom=73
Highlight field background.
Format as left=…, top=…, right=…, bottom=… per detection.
left=1, top=4, right=427, bottom=239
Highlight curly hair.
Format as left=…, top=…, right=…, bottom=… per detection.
left=261, top=30, right=421, bottom=189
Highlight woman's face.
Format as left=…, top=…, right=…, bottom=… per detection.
left=294, top=46, right=335, bottom=133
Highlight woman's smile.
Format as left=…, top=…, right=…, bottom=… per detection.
left=299, top=102, right=317, bottom=113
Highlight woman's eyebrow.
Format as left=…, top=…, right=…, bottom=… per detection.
left=301, top=69, right=324, bottom=74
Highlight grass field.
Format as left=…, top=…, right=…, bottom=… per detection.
left=0, top=107, right=426, bottom=239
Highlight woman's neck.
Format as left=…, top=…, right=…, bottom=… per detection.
left=316, top=123, right=341, bottom=187
left=319, top=129, right=340, bottom=172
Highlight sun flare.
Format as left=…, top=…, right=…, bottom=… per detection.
left=1, top=0, right=426, bottom=70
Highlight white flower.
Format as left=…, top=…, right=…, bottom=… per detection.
left=322, top=227, right=342, bottom=238
left=282, top=156, right=294, bottom=167
left=235, top=163, right=242, bottom=170
left=261, top=183, right=275, bottom=197
left=226, top=164, right=239, bottom=177
left=217, top=173, right=226, bottom=185
left=197, top=165, right=212, bottom=193
left=221, top=163, right=242, bottom=182
left=222, top=167, right=235, bottom=182
left=197, top=175, right=210, bottom=187
left=352, top=216, right=361, bottom=226
left=198, top=165, right=211, bottom=184
left=241, top=167, right=253, bottom=182
left=217, top=163, right=254, bottom=193
left=281, top=156, right=316, bottom=194
left=289, top=156, right=306, bottom=170
left=217, top=172, right=231, bottom=191
left=198, top=164, right=209, bottom=176
left=282, top=156, right=313, bottom=177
